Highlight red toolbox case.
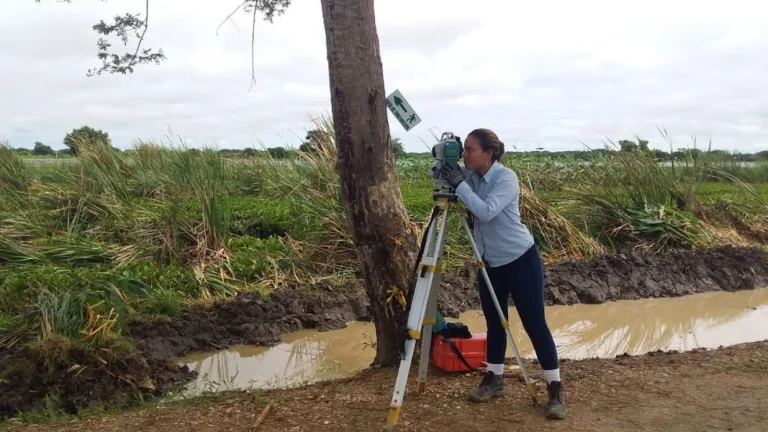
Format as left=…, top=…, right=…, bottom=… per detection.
left=432, top=332, right=487, bottom=372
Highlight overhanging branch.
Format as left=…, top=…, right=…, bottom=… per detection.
left=128, top=0, right=151, bottom=70
left=85, top=0, right=165, bottom=76
left=36, top=0, right=293, bottom=81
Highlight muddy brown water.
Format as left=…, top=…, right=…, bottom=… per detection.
left=173, top=288, right=768, bottom=396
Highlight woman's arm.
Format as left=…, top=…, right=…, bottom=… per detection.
left=455, top=169, right=518, bottom=222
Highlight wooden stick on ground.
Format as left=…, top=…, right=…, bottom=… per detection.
left=251, top=402, right=273, bottom=431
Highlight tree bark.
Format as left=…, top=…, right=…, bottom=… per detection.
left=320, top=0, right=420, bottom=366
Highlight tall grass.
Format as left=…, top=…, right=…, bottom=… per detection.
left=505, top=154, right=591, bottom=193
left=518, top=182, right=604, bottom=263
left=0, top=135, right=247, bottom=357
left=165, top=146, right=232, bottom=260
left=0, top=270, right=148, bottom=355
left=0, top=140, right=31, bottom=193
left=36, top=289, right=88, bottom=341
left=128, top=141, right=171, bottom=198
left=562, top=132, right=764, bottom=250
left=74, top=135, right=132, bottom=204
left=259, top=115, right=358, bottom=281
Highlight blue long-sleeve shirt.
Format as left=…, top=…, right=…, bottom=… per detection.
left=455, top=161, right=534, bottom=267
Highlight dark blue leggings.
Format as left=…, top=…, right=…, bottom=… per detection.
left=478, top=244, right=559, bottom=370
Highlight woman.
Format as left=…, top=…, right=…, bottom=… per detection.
left=440, top=128, right=566, bottom=420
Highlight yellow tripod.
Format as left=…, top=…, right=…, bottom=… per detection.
left=386, top=192, right=538, bottom=429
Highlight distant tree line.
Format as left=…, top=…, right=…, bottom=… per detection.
left=11, top=127, right=768, bottom=162
left=14, top=142, right=70, bottom=157
left=215, top=128, right=406, bottom=160
left=613, top=138, right=767, bottom=161
left=13, top=125, right=112, bottom=157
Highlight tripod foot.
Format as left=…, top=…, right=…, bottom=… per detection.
left=526, top=383, right=539, bottom=406
left=417, top=381, right=426, bottom=394
left=386, top=405, right=401, bottom=430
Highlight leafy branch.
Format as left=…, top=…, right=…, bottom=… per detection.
left=88, top=0, right=164, bottom=76
left=34, top=0, right=163, bottom=76
left=36, top=0, right=293, bottom=83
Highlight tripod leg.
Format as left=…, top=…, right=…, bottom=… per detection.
left=459, top=218, right=539, bottom=405
left=416, top=227, right=445, bottom=393
left=387, top=206, right=450, bottom=429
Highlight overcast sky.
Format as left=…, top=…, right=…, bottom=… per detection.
left=2, top=0, right=767, bottom=153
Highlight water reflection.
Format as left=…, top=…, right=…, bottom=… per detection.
left=458, top=288, right=768, bottom=359
left=176, top=321, right=376, bottom=395
left=175, top=288, right=768, bottom=395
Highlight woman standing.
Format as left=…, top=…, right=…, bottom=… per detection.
left=440, top=128, right=566, bottom=420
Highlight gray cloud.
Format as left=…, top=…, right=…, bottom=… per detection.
left=2, top=0, right=768, bottom=153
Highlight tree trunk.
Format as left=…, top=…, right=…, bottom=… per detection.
left=320, top=0, right=420, bottom=366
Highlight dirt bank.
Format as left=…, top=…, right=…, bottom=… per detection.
left=545, top=244, right=768, bottom=303
left=0, top=343, right=190, bottom=420
left=2, top=245, right=767, bottom=422
left=10, top=339, right=768, bottom=431
left=128, top=268, right=478, bottom=362
left=446, top=244, right=768, bottom=310
left=128, top=286, right=375, bottom=363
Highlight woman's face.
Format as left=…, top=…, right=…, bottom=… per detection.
left=463, top=135, right=492, bottom=171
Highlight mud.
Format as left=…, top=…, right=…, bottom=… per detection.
left=544, top=245, right=768, bottom=304
left=128, top=285, right=374, bottom=363
left=0, top=343, right=190, bottom=420
left=2, top=245, right=768, bottom=421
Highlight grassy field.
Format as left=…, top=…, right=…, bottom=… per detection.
left=1, top=125, right=768, bottom=420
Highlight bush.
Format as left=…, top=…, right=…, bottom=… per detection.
left=63, top=126, right=111, bottom=156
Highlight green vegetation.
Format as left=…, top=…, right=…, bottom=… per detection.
left=62, top=126, right=111, bottom=156
left=1, top=124, right=768, bottom=420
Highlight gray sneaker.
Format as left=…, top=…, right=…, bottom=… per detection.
left=545, top=381, right=566, bottom=419
left=468, top=372, right=504, bottom=403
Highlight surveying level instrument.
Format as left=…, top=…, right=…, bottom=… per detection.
left=385, top=132, right=538, bottom=430
left=430, top=131, right=464, bottom=194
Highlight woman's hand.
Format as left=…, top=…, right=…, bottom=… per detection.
left=441, top=164, right=465, bottom=188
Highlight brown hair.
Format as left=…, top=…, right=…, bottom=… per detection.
left=467, top=128, right=505, bottom=162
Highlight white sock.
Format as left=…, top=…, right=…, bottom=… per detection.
left=542, top=368, right=560, bottom=384
left=486, top=363, right=504, bottom=375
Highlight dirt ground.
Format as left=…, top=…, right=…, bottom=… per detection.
left=8, top=340, right=768, bottom=432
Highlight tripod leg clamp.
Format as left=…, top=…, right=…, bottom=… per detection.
left=419, top=263, right=441, bottom=276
